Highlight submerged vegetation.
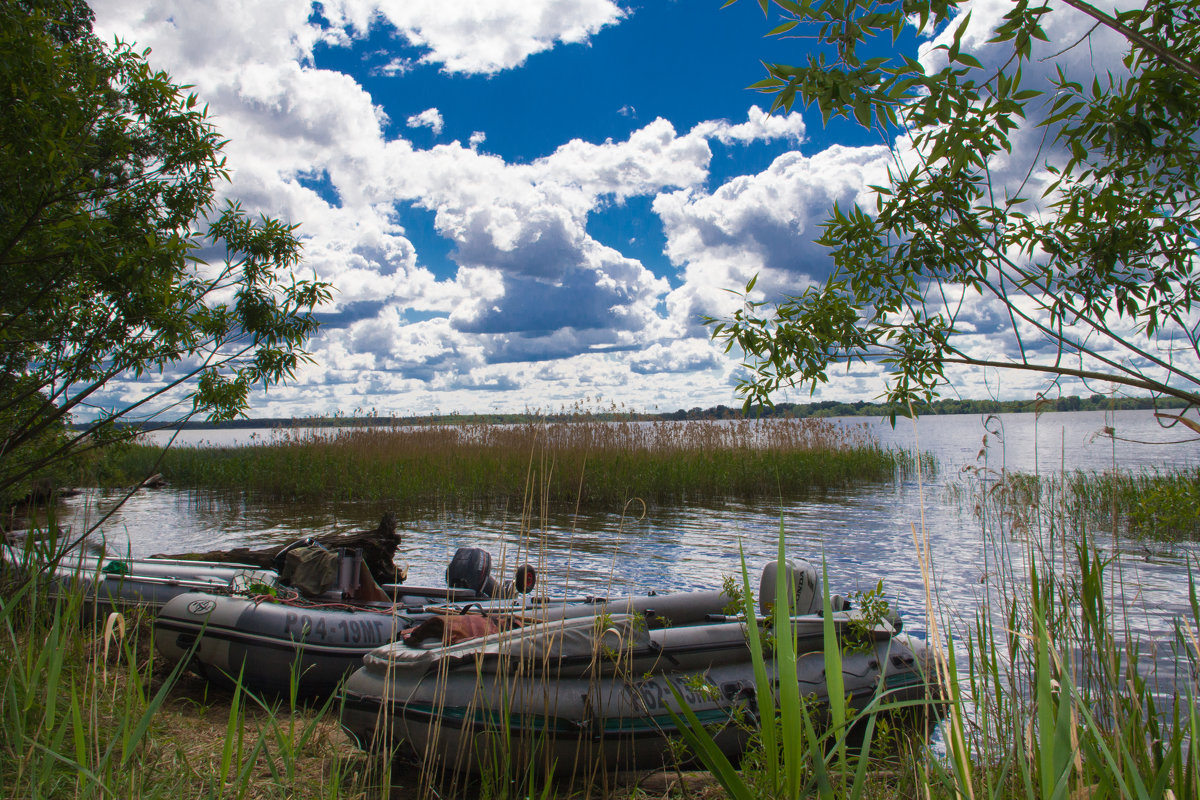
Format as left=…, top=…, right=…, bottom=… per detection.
left=86, top=416, right=928, bottom=508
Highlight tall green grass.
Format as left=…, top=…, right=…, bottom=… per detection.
left=669, top=533, right=942, bottom=800
left=947, top=466, right=1200, bottom=544
left=89, top=416, right=930, bottom=508
left=943, top=464, right=1200, bottom=800
left=0, top=529, right=392, bottom=800
left=674, top=467, right=1199, bottom=799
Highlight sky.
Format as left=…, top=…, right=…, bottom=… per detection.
left=87, top=0, right=1134, bottom=419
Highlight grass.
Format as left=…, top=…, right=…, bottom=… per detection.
left=943, top=462, right=1200, bottom=545
left=0, top=529, right=396, bottom=800
left=668, top=532, right=946, bottom=800
left=937, top=465, right=1200, bottom=800
left=83, top=415, right=930, bottom=508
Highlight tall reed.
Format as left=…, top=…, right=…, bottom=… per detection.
left=939, top=462, right=1200, bottom=800
left=90, top=416, right=929, bottom=508
left=672, top=456, right=1198, bottom=799
left=669, top=533, right=942, bottom=800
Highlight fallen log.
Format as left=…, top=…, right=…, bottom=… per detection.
left=151, top=511, right=404, bottom=582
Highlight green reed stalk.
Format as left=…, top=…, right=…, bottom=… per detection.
left=927, top=463, right=1200, bottom=800
left=670, top=438, right=1197, bottom=800
left=668, top=529, right=931, bottom=800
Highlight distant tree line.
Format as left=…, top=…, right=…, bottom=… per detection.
left=664, top=394, right=1188, bottom=421
left=79, top=394, right=1188, bottom=433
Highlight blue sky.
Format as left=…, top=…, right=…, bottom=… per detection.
left=89, top=0, right=1127, bottom=418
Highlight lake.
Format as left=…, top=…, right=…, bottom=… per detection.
left=44, top=409, right=1200, bottom=692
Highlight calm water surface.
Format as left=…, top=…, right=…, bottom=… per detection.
left=45, top=409, right=1200, bottom=687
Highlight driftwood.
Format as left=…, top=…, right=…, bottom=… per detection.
left=151, top=511, right=403, bottom=582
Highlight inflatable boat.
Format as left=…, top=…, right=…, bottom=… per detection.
left=151, top=581, right=727, bottom=697
left=5, top=538, right=519, bottom=621
left=15, top=550, right=277, bottom=616
left=338, top=561, right=936, bottom=776
left=151, top=545, right=582, bottom=696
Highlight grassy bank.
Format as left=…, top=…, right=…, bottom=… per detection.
left=87, top=417, right=928, bottom=508
left=0, top=540, right=383, bottom=799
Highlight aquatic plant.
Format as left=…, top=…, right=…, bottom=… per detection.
left=87, top=414, right=930, bottom=509
left=672, top=461, right=1200, bottom=799
left=668, top=532, right=939, bottom=800
left=954, top=467, right=1200, bottom=544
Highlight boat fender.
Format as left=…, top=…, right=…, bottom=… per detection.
left=446, top=547, right=492, bottom=594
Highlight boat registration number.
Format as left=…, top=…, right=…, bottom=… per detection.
left=626, top=676, right=715, bottom=711
left=283, top=613, right=389, bottom=646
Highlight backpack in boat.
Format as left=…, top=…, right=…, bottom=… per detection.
left=281, top=545, right=339, bottom=596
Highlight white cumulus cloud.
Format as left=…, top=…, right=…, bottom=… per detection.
left=406, top=107, right=445, bottom=135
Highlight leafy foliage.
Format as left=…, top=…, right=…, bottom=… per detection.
left=710, top=0, right=1200, bottom=415
left=0, top=0, right=331, bottom=505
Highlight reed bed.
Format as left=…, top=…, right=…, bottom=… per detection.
left=952, top=467, right=1200, bottom=543
left=938, top=463, right=1200, bottom=800
left=94, top=417, right=928, bottom=508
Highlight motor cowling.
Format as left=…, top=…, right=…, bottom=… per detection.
left=446, top=547, right=492, bottom=594
left=759, top=558, right=822, bottom=616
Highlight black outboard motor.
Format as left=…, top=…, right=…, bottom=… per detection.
left=446, top=547, right=493, bottom=594
left=446, top=548, right=538, bottom=598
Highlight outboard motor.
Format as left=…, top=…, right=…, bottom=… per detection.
left=759, top=558, right=822, bottom=616
left=446, top=547, right=493, bottom=594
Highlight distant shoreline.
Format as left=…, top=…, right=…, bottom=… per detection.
left=72, top=394, right=1186, bottom=431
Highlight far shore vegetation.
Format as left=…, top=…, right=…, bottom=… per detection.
left=71, top=392, right=1190, bottom=433
left=66, top=401, right=1200, bottom=543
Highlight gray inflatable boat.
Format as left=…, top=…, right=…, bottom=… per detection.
left=151, top=546, right=689, bottom=697
left=9, top=549, right=276, bottom=616
left=152, top=584, right=734, bottom=697
left=339, top=561, right=937, bottom=776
